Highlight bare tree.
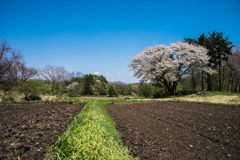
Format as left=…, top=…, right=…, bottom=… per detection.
left=18, top=63, right=38, bottom=81
left=16, top=63, right=38, bottom=98
left=226, top=52, right=240, bottom=93
left=41, top=65, right=71, bottom=94
left=0, top=40, right=22, bottom=82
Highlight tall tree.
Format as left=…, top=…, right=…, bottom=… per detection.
left=18, top=63, right=38, bottom=82
left=185, top=34, right=208, bottom=91
left=108, top=85, right=118, bottom=97
left=41, top=65, right=71, bottom=94
left=81, top=74, right=108, bottom=95
left=17, top=63, right=38, bottom=98
left=129, top=42, right=212, bottom=95
left=207, top=32, right=233, bottom=91
left=185, top=32, right=233, bottom=91
left=0, top=40, right=22, bottom=83
left=226, top=51, right=240, bottom=93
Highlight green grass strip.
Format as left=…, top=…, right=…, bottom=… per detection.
left=50, top=101, right=136, bottom=160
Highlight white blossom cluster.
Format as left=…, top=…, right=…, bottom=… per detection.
left=129, top=42, right=212, bottom=84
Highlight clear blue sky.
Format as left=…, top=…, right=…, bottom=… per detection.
left=1, top=0, right=240, bottom=83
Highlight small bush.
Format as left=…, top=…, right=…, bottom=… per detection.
left=24, top=95, right=41, bottom=101
left=176, top=90, right=196, bottom=96
left=108, top=86, right=118, bottom=97
left=153, top=88, right=165, bottom=98
left=1, top=95, right=16, bottom=103
left=139, top=84, right=153, bottom=97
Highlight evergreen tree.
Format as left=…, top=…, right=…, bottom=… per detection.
left=185, top=32, right=233, bottom=91
left=108, top=86, right=118, bottom=97
left=82, top=74, right=95, bottom=95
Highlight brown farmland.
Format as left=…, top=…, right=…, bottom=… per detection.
left=108, top=102, right=240, bottom=160
left=0, top=103, right=84, bottom=159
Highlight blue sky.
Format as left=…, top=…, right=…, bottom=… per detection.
left=1, top=0, right=240, bottom=83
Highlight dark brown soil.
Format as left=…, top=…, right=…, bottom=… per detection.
left=108, top=102, right=240, bottom=160
left=0, top=103, right=84, bottom=160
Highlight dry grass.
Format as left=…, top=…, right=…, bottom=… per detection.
left=126, top=92, right=240, bottom=105
left=40, top=95, right=57, bottom=101
left=159, top=94, right=240, bottom=105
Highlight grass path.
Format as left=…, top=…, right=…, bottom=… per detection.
left=49, top=101, right=135, bottom=160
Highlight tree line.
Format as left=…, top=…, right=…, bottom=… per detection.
left=184, top=32, right=240, bottom=93
left=1, top=31, right=240, bottom=101
left=0, top=41, right=136, bottom=101
left=129, top=32, right=240, bottom=96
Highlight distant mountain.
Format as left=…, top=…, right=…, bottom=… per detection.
left=109, top=81, right=126, bottom=85
left=71, top=71, right=84, bottom=78
left=110, top=81, right=140, bottom=86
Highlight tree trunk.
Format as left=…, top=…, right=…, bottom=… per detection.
left=166, top=86, right=173, bottom=95
left=165, top=82, right=177, bottom=95
left=228, top=81, right=232, bottom=93
left=228, top=74, right=233, bottom=93
left=223, top=66, right=225, bottom=91
left=51, top=87, right=54, bottom=94
left=191, top=69, right=196, bottom=91
left=201, top=71, right=204, bottom=91
left=169, top=86, right=175, bottom=95
left=51, top=82, right=57, bottom=95
left=207, top=73, right=212, bottom=91
left=219, top=65, right=222, bottom=91
left=237, top=82, right=240, bottom=94
left=173, top=82, right=177, bottom=95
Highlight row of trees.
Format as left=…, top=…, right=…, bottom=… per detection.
left=0, top=40, right=71, bottom=100
left=130, top=32, right=240, bottom=96
left=0, top=40, right=39, bottom=100
left=1, top=31, right=239, bottom=101
left=184, top=32, right=234, bottom=91
left=0, top=40, right=139, bottom=101
left=0, top=41, right=37, bottom=83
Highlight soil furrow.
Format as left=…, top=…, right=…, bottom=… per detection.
left=0, top=103, right=84, bottom=160
left=108, top=101, right=240, bottom=160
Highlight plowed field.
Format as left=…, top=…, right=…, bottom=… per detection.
left=108, top=102, right=240, bottom=160
left=0, top=103, right=83, bottom=159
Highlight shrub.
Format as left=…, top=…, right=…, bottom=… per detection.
left=1, top=95, right=16, bottom=103
left=139, top=84, right=153, bottom=97
left=153, top=87, right=165, bottom=98
left=176, top=90, right=196, bottom=96
left=67, top=82, right=81, bottom=97
left=108, top=86, right=118, bottom=97
left=24, top=95, right=41, bottom=101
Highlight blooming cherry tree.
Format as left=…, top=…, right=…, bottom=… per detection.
left=129, top=42, right=212, bottom=95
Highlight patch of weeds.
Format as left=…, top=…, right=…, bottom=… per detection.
left=49, top=101, right=136, bottom=160
left=36, top=123, right=45, bottom=130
